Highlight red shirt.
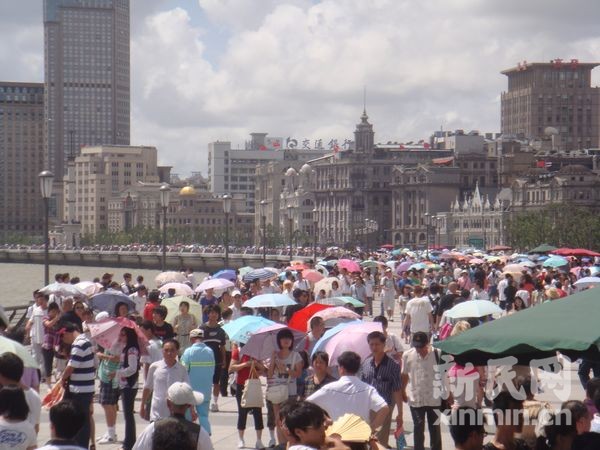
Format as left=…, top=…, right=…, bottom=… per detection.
left=143, top=301, right=158, bottom=322
left=232, top=346, right=253, bottom=385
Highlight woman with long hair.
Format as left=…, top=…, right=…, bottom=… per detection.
left=113, top=327, right=140, bottom=450
left=0, top=386, right=36, bottom=450
left=267, top=328, right=303, bottom=445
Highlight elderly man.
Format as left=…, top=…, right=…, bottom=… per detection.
left=141, top=339, right=190, bottom=422
left=307, top=351, right=389, bottom=433
left=181, top=328, right=215, bottom=434
left=133, top=382, right=213, bottom=450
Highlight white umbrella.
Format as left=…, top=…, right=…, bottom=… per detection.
left=75, top=281, right=104, bottom=297
left=445, top=300, right=503, bottom=319
left=159, top=282, right=194, bottom=297
left=574, top=276, right=600, bottom=289
left=155, top=271, right=187, bottom=287
left=39, top=282, right=86, bottom=298
left=194, top=278, right=235, bottom=293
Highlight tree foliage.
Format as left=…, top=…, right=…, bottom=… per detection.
left=506, top=203, right=600, bottom=251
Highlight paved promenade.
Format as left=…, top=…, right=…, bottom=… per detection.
left=35, top=309, right=585, bottom=449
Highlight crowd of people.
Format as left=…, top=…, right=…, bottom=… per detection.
left=0, top=247, right=599, bottom=450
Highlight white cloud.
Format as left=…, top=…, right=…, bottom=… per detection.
left=5, top=0, right=600, bottom=176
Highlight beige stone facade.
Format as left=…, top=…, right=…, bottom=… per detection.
left=68, top=145, right=161, bottom=235
left=501, top=60, right=600, bottom=151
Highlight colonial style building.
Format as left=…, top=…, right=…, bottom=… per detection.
left=279, top=164, right=317, bottom=247
left=390, top=165, right=460, bottom=247
left=107, top=184, right=254, bottom=245
left=510, top=164, right=600, bottom=212
left=436, top=184, right=508, bottom=249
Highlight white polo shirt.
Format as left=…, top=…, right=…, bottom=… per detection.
left=307, top=375, right=387, bottom=423
left=144, top=360, right=190, bottom=421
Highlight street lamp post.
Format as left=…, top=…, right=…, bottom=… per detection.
left=312, top=208, right=318, bottom=262
left=223, top=194, right=232, bottom=267
left=287, top=204, right=294, bottom=262
left=260, top=200, right=267, bottom=266
left=159, top=184, right=171, bottom=272
left=364, top=218, right=370, bottom=252
left=39, top=171, right=54, bottom=286
left=424, top=213, right=430, bottom=260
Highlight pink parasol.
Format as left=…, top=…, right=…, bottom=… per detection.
left=316, top=321, right=383, bottom=366
left=240, top=324, right=306, bottom=361
left=302, top=269, right=324, bottom=283
left=87, top=317, right=148, bottom=355
left=309, top=306, right=361, bottom=328
left=337, top=259, right=362, bottom=273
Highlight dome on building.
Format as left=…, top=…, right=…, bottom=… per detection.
left=285, top=167, right=298, bottom=177
left=179, top=185, right=197, bottom=196
left=299, top=163, right=312, bottom=175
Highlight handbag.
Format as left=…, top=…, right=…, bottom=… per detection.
left=266, top=355, right=292, bottom=404
left=266, top=383, right=289, bottom=404
left=241, top=362, right=263, bottom=409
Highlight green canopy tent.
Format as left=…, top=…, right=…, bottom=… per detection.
left=527, top=243, right=557, bottom=254
left=434, top=288, right=600, bottom=366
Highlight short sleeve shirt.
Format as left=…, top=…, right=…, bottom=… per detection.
left=201, top=324, right=226, bottom=364
left=361, top=354, right=402, bottom=405
left=401, top=348, right=440, bottom=408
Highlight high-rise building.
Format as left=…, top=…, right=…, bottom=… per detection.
left=44, top=0, right=130, bottom=183
left=501, top=59, right=600, bottom=151
left=0, top=82, right=45, bottom=238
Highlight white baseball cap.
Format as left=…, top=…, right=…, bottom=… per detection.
left=167, top=382, right=204, bottom=406
left=231, top=289, right=242, bottom=296
left=95, top=311, right=110, bottom=322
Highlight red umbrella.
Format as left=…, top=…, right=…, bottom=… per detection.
left=551, top=248, right=574, bottom=256
left=288, top=303, right=332, bottom=332
left=380, top=244, right=394, bottom=250
left=302, top=269, right=324, bottom=283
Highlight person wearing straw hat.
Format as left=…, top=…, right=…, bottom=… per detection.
left=133, top=382, right=213, bottom=450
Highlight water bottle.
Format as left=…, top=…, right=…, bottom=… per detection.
left=394, top=426, right=407, bottom=450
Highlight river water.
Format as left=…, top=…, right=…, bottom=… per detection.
left=0, top=263, right=208, bottom=307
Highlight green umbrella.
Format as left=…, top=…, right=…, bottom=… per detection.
left=435, top=288, right=600, bottom=366
left=528, top=243, right=557, bottom=254
left=360, top=260, right=380, bottom=269
left=238, top=266, right=254, bottom=276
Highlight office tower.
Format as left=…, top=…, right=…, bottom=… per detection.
left=44, top=0, right=130, bottom=182
left=501, top=59, right=600, bottom=150
left=0, top=82, right=45, bottom=238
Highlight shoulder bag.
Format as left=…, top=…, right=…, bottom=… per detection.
left=241, top=361, right=264, bottom=409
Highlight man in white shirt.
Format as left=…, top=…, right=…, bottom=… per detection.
left=229, top=290, right=243, bottom=320
left=26, top=291, right=48, bottom=381
left=129, top=285, right=147, bottom=316
left=140, top=339, right=191, bottom=421
left=307, top=351, right=389, bottom=432
left=338, top=269, right=352, bottom=296
left=293, top=270, right=310, bottom=291
left=497, top=273, right=511, bottom=310
left=403, top=285, right=434, bottom=337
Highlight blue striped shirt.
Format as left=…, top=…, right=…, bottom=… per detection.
left=67, top=334, right=96, bottom=394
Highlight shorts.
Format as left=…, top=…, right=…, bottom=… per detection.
left=383, top=297, right=395, bottom=310
left=99, top=381, right=120, bottom=405
left=213, top=364, right=223, bottom=385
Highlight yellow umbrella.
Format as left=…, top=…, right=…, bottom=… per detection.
left=161, top=296, right=203, bottom=324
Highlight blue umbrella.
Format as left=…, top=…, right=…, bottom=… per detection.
left=242, top=268, right=277, bottom=283
left=243, top=293, right=297, bottom=308
left=89, top=290, right=136, bottom=314
left=409, top=262, right=428, bottom=271
left=213, top=269, right=237, bottom=282
left=310, top=320, right=362, bottom=358
left=222, top=315, right=275, bottom=344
